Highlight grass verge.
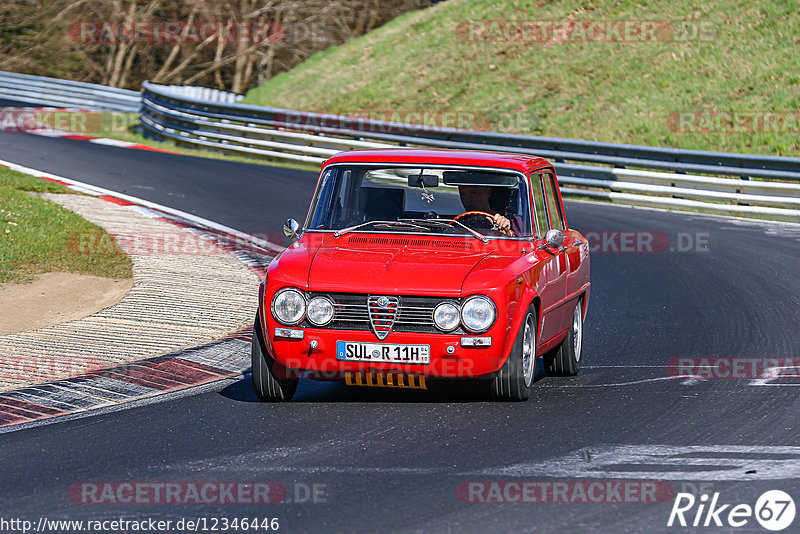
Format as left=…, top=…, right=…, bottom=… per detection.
left=243, top=0, right=800, bottom=157
left=0, top=167, right=132, bottom=284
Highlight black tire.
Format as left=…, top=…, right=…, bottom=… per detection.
left=490, top=306, right=537, bottom=401
left=544, top=297, right=584, bottom=377
left=252, top=312, right=299, bottom=402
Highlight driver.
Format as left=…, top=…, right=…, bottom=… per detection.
left=458, top=185, right=512, bottom=233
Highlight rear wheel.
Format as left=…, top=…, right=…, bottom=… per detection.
left=252, top=312, right=298, bottom=401
left=490, top=307, right=537, bottom=401
left=544, top=297, right=584, bottom=376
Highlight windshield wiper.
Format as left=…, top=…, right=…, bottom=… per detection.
left=333, top=220, right=428, bottom=238
left=399, top=218, right=489, bottom=244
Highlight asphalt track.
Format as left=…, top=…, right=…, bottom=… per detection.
left=0, top=127, right=799, bottom=533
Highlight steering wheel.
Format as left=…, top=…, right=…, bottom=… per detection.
left=453, top=211, right=512, bottom=237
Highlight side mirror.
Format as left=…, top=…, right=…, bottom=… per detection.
left=545, top=229, right=564, bottom=249
left=283, top=218, right=300, bottom=239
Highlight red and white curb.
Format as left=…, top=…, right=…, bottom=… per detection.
left=33, top=129, right=178, bottom=153
left=0, top=331, right=252, bottom=431
left=0, top=158, right=287, bottom=430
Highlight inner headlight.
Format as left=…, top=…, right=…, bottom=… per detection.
left=433, top=302, right=460, bottom=331
left=461, top=296, right=496, bottom=333
left=272, top=288, right=306, bottom=325
left=307, top=297, right=334, bottom=326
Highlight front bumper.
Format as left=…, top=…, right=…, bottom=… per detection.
left=264, top=326, right=509, bottom=379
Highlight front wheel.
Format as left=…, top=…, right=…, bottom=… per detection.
left=252, top=312, right=298, bottom=401
left=490, top=307, right=537, bottom=401
left=544, top=297, right=584, bottom=376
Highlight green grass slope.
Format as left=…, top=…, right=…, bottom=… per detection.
left=243, top=0, right=800, bottom=156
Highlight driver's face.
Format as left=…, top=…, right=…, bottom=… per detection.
left=459, top=186, right=492, bottom=211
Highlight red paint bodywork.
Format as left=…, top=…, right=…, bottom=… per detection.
left=259, top=149, right=590, bottom=379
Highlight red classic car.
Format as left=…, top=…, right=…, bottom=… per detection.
left=252, top=149, right=590, bottom=401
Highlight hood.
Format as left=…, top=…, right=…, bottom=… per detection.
left=307, top=236, right=491, bottom=296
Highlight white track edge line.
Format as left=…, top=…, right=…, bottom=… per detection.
left=0, top=157, right=285, bottom=253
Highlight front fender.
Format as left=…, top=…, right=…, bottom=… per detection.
left=462, top=252, right=546, bottom=373
left=500, top=285, right=540, bottom=368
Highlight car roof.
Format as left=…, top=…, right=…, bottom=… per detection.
left=323, top=148, right=552, bottom=174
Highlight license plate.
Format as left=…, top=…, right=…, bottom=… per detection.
left=336, top=341, right=430, bottom=364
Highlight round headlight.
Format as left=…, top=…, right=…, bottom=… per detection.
left=461, top=296, right=496, bottom=333
left=307, top=297, right=334, bottom=326
left=272, top=288, right=306, bottom=325
left=433, top=302, right=460, bottom=332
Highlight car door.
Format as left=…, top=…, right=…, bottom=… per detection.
left=543, top=170, right=587, bottom=306
left=530, top=171, right=568, bottom=342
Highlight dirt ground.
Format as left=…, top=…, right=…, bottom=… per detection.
left=0, top=272, right=133, bottom=335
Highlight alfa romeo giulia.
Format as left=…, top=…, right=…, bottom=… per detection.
left=252, top=149, right=590, bottom=401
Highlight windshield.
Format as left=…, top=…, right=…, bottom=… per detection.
left=305, top=165, right=532, bottom=238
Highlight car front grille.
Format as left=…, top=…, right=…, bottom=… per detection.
left=367, top=296, right=399, bottom=340
left=305, top=293, right=464, bottom=335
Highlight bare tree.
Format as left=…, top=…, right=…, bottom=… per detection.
left=0, top=0, right=431, bottom=92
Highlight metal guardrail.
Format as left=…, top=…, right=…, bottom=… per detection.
left=144, top=84, right=244, bottom=104
left=1, top=72, right=797, bottom=222
left=0, top=70, right=140, bottom=112
left=141, top=81, right=800, bottom=222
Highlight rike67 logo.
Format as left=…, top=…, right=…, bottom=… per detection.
left=668, top=490, right=795, bottom=531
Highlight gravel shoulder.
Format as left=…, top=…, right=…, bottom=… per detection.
left=0, top=273, right=133, bottom=335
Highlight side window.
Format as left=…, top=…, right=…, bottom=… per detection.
left=529, top=172, right=549, bottom=237
left=542, top=171, right=565, bottom=231
left=336, top=169, right=354, bottom=226
left=307, top=169, right=335, bottom=229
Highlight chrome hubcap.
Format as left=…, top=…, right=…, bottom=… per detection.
left=522, top=315, right=535, bottom=387
left=573, top=302, right=583, bottom=362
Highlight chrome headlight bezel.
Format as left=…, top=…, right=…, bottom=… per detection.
left=307, top=296, right=335, bottom=326
left=460, top=296, right=496, bottom=333
left=433, top=301, right=461, bottom=332
left=271, top=287, right=306, bottom=326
